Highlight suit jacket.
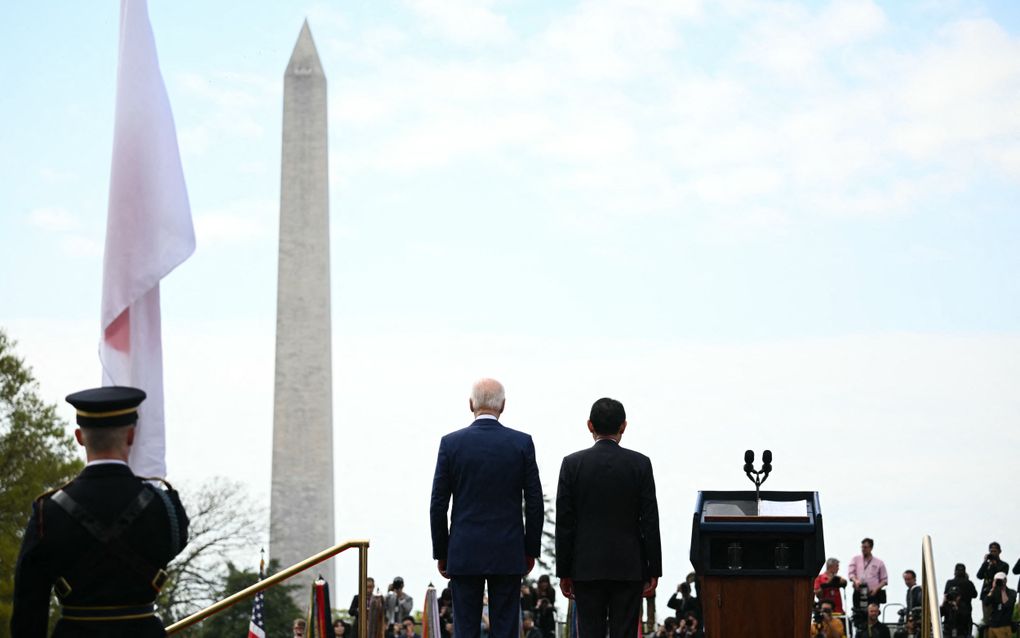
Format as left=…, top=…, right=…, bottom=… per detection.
left=430, top=418, right=543, bottom=575
left=11, top=462, right=189, bottom=638
left=555, top=439, right=661, bottom=582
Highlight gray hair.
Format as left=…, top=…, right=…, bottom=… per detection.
left=471, top=378, right=505, bottom=412
left=826, top=557, right=840, bottom=568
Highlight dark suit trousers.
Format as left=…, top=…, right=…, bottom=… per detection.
left=451, top=575, right=520, bottom=638
left=573, top=580, right=643, bottom=638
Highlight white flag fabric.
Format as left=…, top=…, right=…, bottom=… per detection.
left=100, top=0, right=195, bottom=478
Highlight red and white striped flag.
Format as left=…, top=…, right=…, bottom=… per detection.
left=100, top=0, right=195, bottom=478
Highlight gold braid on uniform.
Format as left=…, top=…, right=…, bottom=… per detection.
left=33, top=479, right=74, bottom=537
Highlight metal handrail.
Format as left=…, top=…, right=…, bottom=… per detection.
left=166, top=539, right=370, bottom=636
left=921, top=535, right=944, bottom=638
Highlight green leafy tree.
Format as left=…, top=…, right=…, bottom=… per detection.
left=198, top=560, right=300, bottom=638
left=0, top=328, right=84, bottom=636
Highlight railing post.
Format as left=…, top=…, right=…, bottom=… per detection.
left=359, top=543, right=368, bottom=638
left=165, top=539, right=370, bottom=635
left=921, top=535, right=944, bottom=638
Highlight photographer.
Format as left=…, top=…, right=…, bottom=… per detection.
left=677, top=612, right=703, bottom=638
left=849, top=539, right=888, bottom=609
left=941, top=586, right=967, bottom=637
left=892, top=613, right=918, bottom=638
left=981, top=572, right=1016, bottom=638
left=810, top=601, right=846, bottom=638
left=978, top=542, right=1010, bottom=624
left=943, top=563, right=977, bottom=636
left=385, top=577, right=414, bottom=625
left=667, top=582, right=701, bottom=625
left=654, top=617, right=678, bottom=638
left=814, top=558, right=847, bottom=615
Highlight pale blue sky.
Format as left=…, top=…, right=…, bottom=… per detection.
left=2, top=0, right=1019, bottom=618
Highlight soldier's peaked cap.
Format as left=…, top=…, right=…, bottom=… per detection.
left=65, top=386, right=146, bottom=428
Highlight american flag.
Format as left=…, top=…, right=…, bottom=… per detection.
left=248, top=555, right=267, bottom=638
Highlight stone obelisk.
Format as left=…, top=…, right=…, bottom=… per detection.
left=270, top=20, right=334, bottom=595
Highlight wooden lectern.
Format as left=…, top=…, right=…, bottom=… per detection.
left=690, top=491, right=824, bottom=638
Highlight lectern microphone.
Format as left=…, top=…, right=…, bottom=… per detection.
left=742, top=449, right=774, bottom=512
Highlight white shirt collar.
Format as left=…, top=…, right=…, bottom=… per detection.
left=474, top=414, right=498, bottom=420
left=86, top=459, right=130, bottom=468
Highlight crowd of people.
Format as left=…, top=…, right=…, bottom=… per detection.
left=311, top=536, right=1020, bottom=638
left=804, top=538, right=1019, bottom=638
left=328, top=573, right=559, bottom=638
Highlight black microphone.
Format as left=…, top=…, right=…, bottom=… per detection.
left=744, top=450, right=754, bottom=464
left=762, top=450, right=772, bottom=464
left=762, top=449, right=773, bottom=472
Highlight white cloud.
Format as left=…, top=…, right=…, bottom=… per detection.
left=891, top=19, right=1020, bottom=159
left=192, top=199, right=276, bottom=245
left=405, top=0, right=514, bottom=46
left=60, top=235, right=103, bottom=258
left=25, top=208, right=103, bottom=256
left=172, top=71, right=278, bottom=157
left=39, top=167, right=78, bottom=183
left=738, top=0, right=888, bottom=76
left=26, top=207, right=79, bottom=232
left=313, top=0, right=1020, bottom=236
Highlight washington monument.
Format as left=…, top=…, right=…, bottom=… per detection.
left=270, top=21, right=335, bottom=589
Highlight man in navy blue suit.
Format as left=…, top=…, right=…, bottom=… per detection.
left=555, top=397, right=661, bottom=638
left=430, top=378, right=544, bottom=638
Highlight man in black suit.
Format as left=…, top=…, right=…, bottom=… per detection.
left=349, top=576, right=376, bottom=638
left=10, top=386, right=189, bottom=637
left=555, top=397, right=661, bottom=638
left=430, top=378, right=544, bottom=638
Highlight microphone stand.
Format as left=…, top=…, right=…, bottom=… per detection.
left=743, top=450, right=772, bottom=515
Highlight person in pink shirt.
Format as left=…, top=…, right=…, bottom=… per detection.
left=848, top=538, right=889, bottom=609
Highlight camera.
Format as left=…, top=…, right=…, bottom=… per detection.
left=812, top=606, right=824, bottom=625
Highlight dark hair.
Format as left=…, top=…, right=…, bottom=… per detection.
left=589, top=398, right=626, bottom=435
left=990, top=542, right=1001, bottom=551
left=861, top=537, right=874, bottom=548
left=402, top=616, right=415, bottom=625
left=904, top=569, right=916, bottom=578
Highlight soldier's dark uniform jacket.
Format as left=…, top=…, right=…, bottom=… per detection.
left=10, top=462, right=189, bottom=637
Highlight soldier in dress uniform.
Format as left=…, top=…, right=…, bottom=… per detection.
left=10, top=386, right=189, bottom=637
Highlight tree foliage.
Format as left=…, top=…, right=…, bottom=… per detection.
left=158, top=478, right=266, bottom=625
left=536, top=493, right=556, bottom=574
left=197, top=560, right=300, bottom=638
left=0, top=328, right=84, bottom=636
